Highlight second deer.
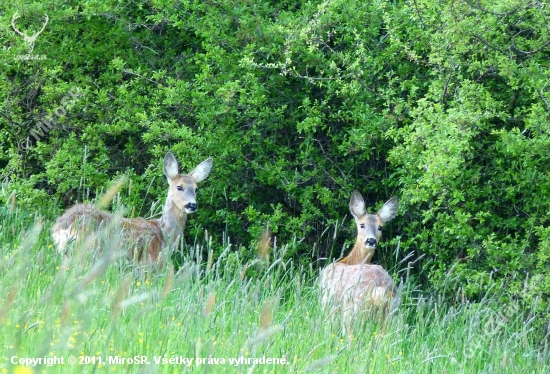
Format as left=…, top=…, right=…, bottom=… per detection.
left=320, top=191, right=399, bottom=321
left=52, top=152, right=213, bottom=265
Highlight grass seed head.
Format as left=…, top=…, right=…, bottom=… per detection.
left=97, top=176, right=126, bottom=209
left=257, top=227, right=272, bottom=264
left=113, top=275, right=132, bottom=318
left=161, top=264, right=174, bottom=299
left=260, top=300, right=274, bottom=329
left=203, top=292, right=217, bottom=316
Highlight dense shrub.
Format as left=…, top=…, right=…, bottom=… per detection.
left=1, top=0, right=549, bottom=321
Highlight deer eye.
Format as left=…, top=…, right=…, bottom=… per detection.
left=360, top=224, right=365, bottom=229
left=195, top=187, right=199, bottom=193
left=176, top=186, right=183, bottom=191
left=378, top=226, right=383, bottom=231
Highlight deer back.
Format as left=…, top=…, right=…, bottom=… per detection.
left=320, top=262, right=395, bottom=317
left=52, top=203, right=164, bottom=263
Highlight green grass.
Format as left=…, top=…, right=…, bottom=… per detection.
left=0, top=207, right=548, bottom=374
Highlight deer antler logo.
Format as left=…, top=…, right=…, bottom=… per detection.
left=11, top=12, right=49, bottom=54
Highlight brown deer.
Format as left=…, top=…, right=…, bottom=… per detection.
left=320, top=191, right=399, bottom=321
left=52, top=152, right=213, bottom=265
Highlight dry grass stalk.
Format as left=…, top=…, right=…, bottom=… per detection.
left=60, top=301, right=70, bottom=327
left=203, top=292, right=217, bottom=316
left=206, top=249, right=213, bottom=272
left=161, top=264, right=174, bottom=299
left=240, top=264, right=249, bottom=281
left=97, top=177, right=126, bottom=209
left=112, top=275, right=132, bottom=318
left=0, top=285, right=18, bottom=321
left=257, top=227, right=272, bottom=263
left=260, top=300, right=274, bottom=329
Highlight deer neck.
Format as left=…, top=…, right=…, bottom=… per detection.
left=160, top=194, right=187, bottom=246
left=338, top=240, right=374, bottom=265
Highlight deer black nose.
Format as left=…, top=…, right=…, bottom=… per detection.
left=185, top=203, right=197, bottom=212
left=365, top=238, right=377, bottom=247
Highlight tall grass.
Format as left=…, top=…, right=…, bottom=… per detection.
left=0, top=206, right=548, bottom=374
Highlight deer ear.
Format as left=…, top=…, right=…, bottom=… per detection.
left=163, top=152, right=179, bottom=179
left=349, top=191, right=366, bottom=219
left=190, top=158, right=213, bottom=183
left=378, top=197, right=398, bottom=223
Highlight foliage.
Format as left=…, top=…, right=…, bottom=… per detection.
left=385, top=1, right=550, bottom=313
left=1, top=0, right=549, bottom=320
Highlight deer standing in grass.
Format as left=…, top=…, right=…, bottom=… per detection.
left=320, top=191, right=399, bottom=321
left=52, top=152, right=213, bottom=265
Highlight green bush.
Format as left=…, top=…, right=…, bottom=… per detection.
left=1, top=0, right=549, bottom=326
